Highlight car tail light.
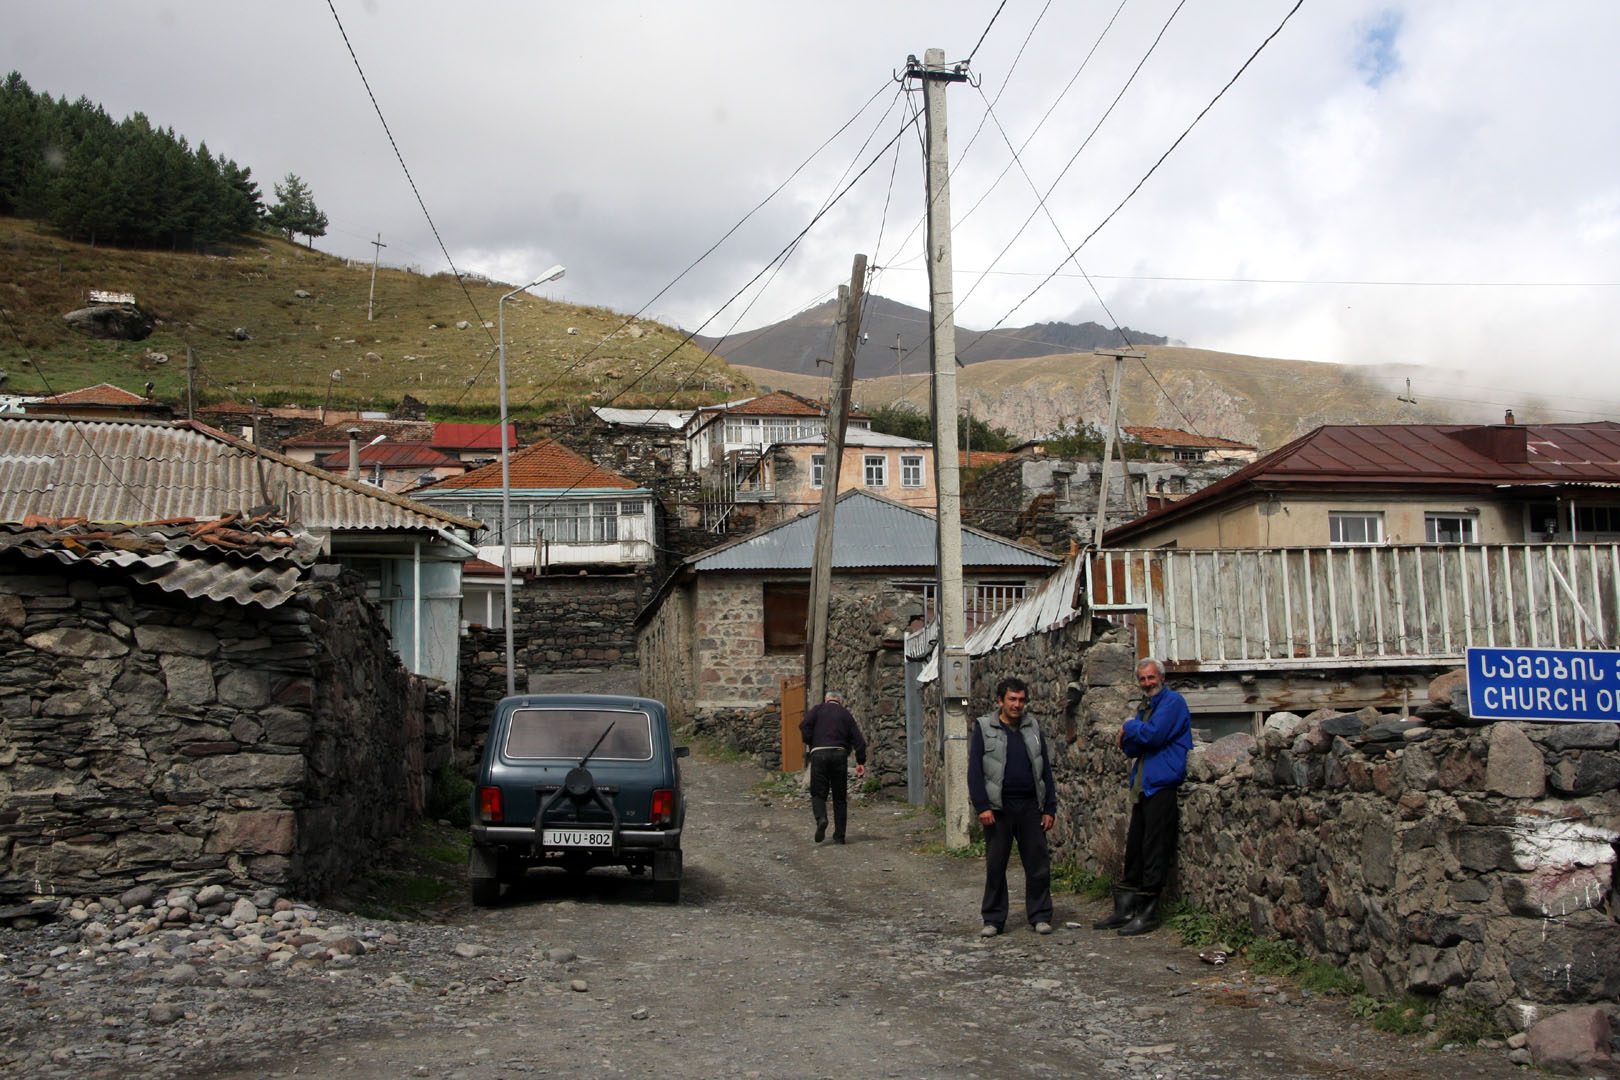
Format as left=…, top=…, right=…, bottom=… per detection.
left=650, top=788, right=676, bottom=826
left=477, top=786, right=503, bottom=824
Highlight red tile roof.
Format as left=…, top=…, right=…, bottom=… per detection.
left=960, top=450, right=1017, bottom=468
left=431, top=422, right=515, bottom=451
left=318, top=444, right=465, bottom=470
left=415, top=438, right=638, bottom=492
left=690, top=390, right=869, bottom=422
left=1123, top=426, right=1256, bottom=450
left=1106, top=421, right=1620, bottom=543
left=37, top=383, right=150, bottom=405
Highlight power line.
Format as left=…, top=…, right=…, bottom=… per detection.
left=974, top=0, right=1308, bottom=341
left=966, top=0, right=1011, bottom=64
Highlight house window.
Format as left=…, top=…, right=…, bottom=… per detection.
left=1574, top=505, right=1620, bottom=534
left=810, top=453, right=825, bottom=489
left=620, top=500, right=644, bottom=516
left=863, top=455, right=887, bottom=488
left=1173, top=448, right=1206, bottom=462
left=901, top=454, right=925, bottom=489
left=723, top=417, right=762, bottom=444
left=530, top=500, right=618, bottom=543
left=1425, top=513, right=1477, bottom=544
left=1527, top=501, right=1560, bottom=539
left=763, top=583, right=809, bottom=654
left=1328, top=512, right=1383, bottom=545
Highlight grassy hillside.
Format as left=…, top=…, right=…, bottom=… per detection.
left=0, top=217, right=750, bottom=418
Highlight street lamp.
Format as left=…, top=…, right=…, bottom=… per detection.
left=498, top=265, right=566, bottom=698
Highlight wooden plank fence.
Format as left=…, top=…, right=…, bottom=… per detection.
left=1089, top=544, right=1620, bottom=671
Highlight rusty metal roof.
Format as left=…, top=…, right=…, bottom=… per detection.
left=1106, top=421, right=1620, bottom=543
left=415, top=438, right=638, bottom=494
left=0, top=518, right=322, bottom=608
left=1123, top=426, right=1256, bottom=450
left=35, top=383, right=150, bottom=406
left=0, top=416, right=480, bottom=532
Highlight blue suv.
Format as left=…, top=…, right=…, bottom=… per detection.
left=468, top=694, right=687, bottom=905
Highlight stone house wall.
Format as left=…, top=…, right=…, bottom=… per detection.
left=458, top=573, right=646, bottom=745
left=0, top=556, right=451, bottom=902
left=920, top=615, right=1620, bottom=1031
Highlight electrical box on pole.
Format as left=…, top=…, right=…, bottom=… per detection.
left=909, top=47, right=973, bottom=849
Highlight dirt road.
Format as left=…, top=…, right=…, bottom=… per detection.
left=4, top=749, right=1530, bottom=1079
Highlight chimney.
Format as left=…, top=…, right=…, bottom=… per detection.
left=347, top=428, right=361, bottom=481
left=1504, top=409, right=1515, bottom=425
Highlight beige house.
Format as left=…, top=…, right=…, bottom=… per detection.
left=1104, top=418, right=1620, bottom=549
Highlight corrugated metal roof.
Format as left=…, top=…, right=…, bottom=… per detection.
left=912, top=554, right=1086, bottom=681
left=692, top=489, right=1059, bottom=571
left=320, top=443, right=465, bottom=469
left=430, top=422, right=515, bottom=451
left=0, top=519, right=322, bottom=609
left=0, top=416, right=480, bottom=532
left=1107, top=421, right=1620, bottom=543
left=591, top=407, right=691, bottom=429
left=415, top=438, right=638, bottom=493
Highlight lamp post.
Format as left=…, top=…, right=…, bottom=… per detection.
left=498, top=265, right=566, bottom=698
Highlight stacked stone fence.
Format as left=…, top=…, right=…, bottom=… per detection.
left=921, top=614, right=1620, bottom=1033
left=1, top=557, right=450, bottom=903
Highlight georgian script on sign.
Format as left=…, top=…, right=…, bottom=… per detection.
left=1467, top=647, right=1620, bottom=722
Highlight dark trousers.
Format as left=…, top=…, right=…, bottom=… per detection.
left=981, top=796, right=1053, bottom=928
left=808, top=749, right=849, bottom=839
left=1121, top=786, right=1179, bottom=896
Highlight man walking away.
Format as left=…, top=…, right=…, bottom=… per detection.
left=1093, top=658, right=1191, bottom=937
left=967, top=677, right=1057, bottom=937
left=799, top=690, right=866, bottom=844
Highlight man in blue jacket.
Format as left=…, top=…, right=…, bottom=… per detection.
left=1093, top=658, right=1191, bottom=936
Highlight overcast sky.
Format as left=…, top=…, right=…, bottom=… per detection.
left=7, top=1, right=1619, bottom=417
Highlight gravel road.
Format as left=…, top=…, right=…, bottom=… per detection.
left=2, top=749, right=1532, bottom=1079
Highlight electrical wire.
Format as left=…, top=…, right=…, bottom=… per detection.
left=971, top=0, right=1308, bottom=342
left=967, top=0, right=1011, bottom=64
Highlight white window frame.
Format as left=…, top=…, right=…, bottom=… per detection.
left=810, top=453, right=825, bottom=489
left=1425, top=512, right=1477, bottom=544
left=863, top=454, right=887, bottom=488
left=1328, top=511, right=1383, bottom=546
left=900, top=454, right=925, bottom=489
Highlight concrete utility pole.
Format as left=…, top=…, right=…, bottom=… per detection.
left=1092, top=348, right=1144, bottom=547
left=185, top=341, right=195, bottom=421
left=368, top=233, right=387, bottom=321
left=804, top=255, right=867, bottom=705
left=913, top=48, right=973, bottom=849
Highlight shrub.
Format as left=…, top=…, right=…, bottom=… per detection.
left=427, top=762, right=473, bottom=827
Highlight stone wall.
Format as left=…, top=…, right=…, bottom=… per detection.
left=1, top=556, right=448, bottom=902
left=823, top=584, right=919, bottom=791
left=920, top=615, right=1620, bottom=1031
left=458, top=572, right=646, bottom=745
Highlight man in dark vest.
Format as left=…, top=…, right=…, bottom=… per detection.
left=1093, top=657, right=1192, bottom=936
left=798, top=690, right=867, bottom=844
left=967, top=676, right=1056, bottom=937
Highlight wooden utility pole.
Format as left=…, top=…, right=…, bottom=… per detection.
left=1092, top=348, right=1144, bottom=547
left=914, top=48, right=973, bottom=849
left=890, top=333, right=903, bottom=401
left=368, top=233, right=387, bottom=321
left=804, top=254, right=867, bottom=707
left=185, top=341, right=196, bottom=421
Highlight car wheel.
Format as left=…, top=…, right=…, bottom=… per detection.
left=470, top=877, right=501, bottom=906
left=653, top=878, right=680, bottom=904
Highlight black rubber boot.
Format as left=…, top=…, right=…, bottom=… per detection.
left=1092, top=889, right=1139, bottom=930
left=1117, top=894, right=1160, bottom=937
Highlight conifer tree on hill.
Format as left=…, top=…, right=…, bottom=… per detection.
left=267, top=172, right=328, bottom=248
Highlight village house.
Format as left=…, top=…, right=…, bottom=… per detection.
left=637, top=489, right=1060, bottom=782
left=1104, top=416, right=1620, bottom=549
left=1122, top=424, right=1259, bottom=463
left=25, top=381, right=173, bottom=422
left=0, top=415, right=481, bottom=694
left=413, top=439, right=656, bottom=728
left=317, top=441, right=468, bottom=494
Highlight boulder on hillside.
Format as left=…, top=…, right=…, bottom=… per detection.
left=62, top=304, right=154, bottom=341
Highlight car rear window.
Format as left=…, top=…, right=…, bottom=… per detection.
left=503, top=708, right=653, bottom=761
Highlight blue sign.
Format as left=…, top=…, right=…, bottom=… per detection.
left=1467, top=647, right=1620, bottom=723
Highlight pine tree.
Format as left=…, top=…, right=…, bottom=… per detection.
left=268, top=172, right=327, bottom=248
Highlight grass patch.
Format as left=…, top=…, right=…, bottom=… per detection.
left=1050, top=858, right=1111, bottom=900
left=685, top=733, right=750, bottom=764
left=915, top=839, right=986, bottom=858
left=1435, top=1004, right=1508, bottom=1046
left=1164, top=900, right=1256, bottom=951
left=426, top=762, right=473, bottom=827
left=753, top=771, right=802, bottom=798
left=1165, top=900, right=1358, bottom=998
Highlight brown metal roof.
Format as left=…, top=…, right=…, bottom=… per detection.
left=281, top=419, right=437, bottom=447
left=1105, top=421, right=1620, bottom=543
left=1122, top=426, right=1256, bottom=450
left=36, top=383, right=150, bottom=406
left=0, top=416, right=480, bottom=532
left=415, top=438, right=637, bottom=493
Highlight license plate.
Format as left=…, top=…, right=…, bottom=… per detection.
left=542, top=828, right=612, bottom=848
